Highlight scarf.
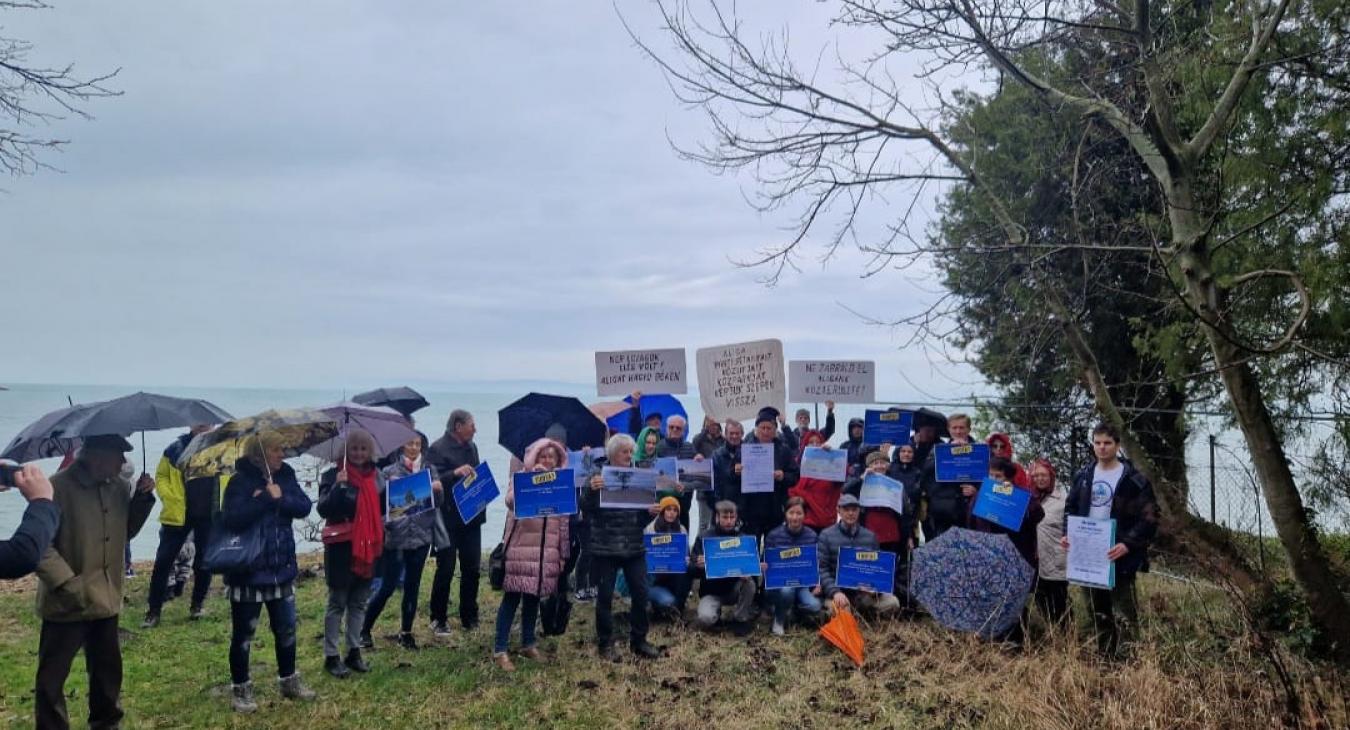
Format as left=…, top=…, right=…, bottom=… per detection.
left=343, top=458, right=384, bottom=579
left=402, top=453, right=423, bottom=474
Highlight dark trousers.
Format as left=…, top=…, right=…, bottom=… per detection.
left=430, top=521, right=482, bottom=627
left=364, top=546, right=430, bottom=634
left=1035, top=578, right=1071, bottom=626
left=1087, top=574, right=1138, bottom=655
left=229, top=595, right=298, bottom=684
left=592, top=553, right=649, bottom=648
left=36, top=617, right=123, bottom=730
left=570, top=518, right=593, bottom=592
left=147, top=520, right=213, bottom=613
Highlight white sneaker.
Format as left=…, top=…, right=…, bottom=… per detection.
left=771, top=620, right=785, bottom=637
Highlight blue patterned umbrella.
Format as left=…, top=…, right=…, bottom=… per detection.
left=911, top=527, right=1034, bottom=639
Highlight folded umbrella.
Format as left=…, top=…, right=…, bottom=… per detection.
left=910, top=527, right=1034, bottom=639
left=177, top=408, right=339, bottom=480
left=304, top=402, right=418, bottom=462
left=604, top=393, right=688, bottom=434
left=498, top=393, right=607, bottom=460
left=820, top=608, right=865, bottom=667
left=351, top=386, right=430, bottom=418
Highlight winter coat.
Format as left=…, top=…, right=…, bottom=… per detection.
left=1064, top=459, right=1159, bottom=577
left=381, top=458, right=449, bottom=551
left=712, top=441, right=742, bottom=507
left=738, top=436, right=800, bottom=535
left=581, top=457, right=649, bottom=559
left=788, top=476, right=842, bottom=532
left=317, top=464, right=388, bottom=589
left=691, top=430, right=725, bottom=459
left=843, top=473, right=916, bottom=548
left=0, top=498, right=59, bottom=580
left=35, top=461, right=155, bottom=621
left=816, top=520, right=879, bottom=598
left=220, top=457, right=312, bottom=589
left=427, top=433, right=483, bottom=530
left=156, top=432, right=225, bottom=526
left=1037, top=486, right=1068, bottom=581
left=921, top=441, right=976, bottom=532
left=839, top=418, right=866, bottom=479
left=763, top=523, right=818, bottom=550
left=791, top=410, right=836, bottom=444
left=500, top=439, right=571, bottom=596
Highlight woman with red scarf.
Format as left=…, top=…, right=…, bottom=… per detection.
left=317, top=429, right=386, bottom=678
left=786, top=430, right=845, bottom=531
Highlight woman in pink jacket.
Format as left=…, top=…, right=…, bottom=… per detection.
left=493, top=437, right=570, bottom=671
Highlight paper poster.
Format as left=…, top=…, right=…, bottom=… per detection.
left=677, top=457, right=714, bottom=491
left=799, top=447, right=848, bottom=482
left=1067, top=516, right=1117, bottom=589
left=764, top=544, right=819, bottom=589
left=653, top=456, right=681, bottom=491
left=595, top=348, right=687, bottom=396
left=695, top=339, right=786, bottom=422
left=601, top=466, right=658, bottom=490
left=739, top=442, right=775, bottom=494
left=835, top=547, right=897, bottom=593
left=970, top=476, right=1031, bottom=531
left=862, top=409, right=912, bottom=446
left=645, top=533, right=689, bottom=574
left=933, top=443, right=991, bottom=483
left=859, top=472, right=905, bottom=513
left=566, top=447, right=605, bottom=489
left=513, top=469, right=578, bottom=519
left=387, top=469, right=435, bottom=520
left=451, top=463, right=499, bottom=523
left=702, top=535, right=761, bottom=579
left=788, top=360, right=875, bottom=403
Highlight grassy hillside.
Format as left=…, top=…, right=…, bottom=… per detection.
left=0, top=555, right=1345, bottom=729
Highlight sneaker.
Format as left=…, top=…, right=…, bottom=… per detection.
left=430, top=621, right=452, bottom=637
left=493, top=652, right=516, bottom=672
left=140, top=612, right=160, bottom=629
left=344, top=649, right=370, bottom=673
left=771, top=619, right=786, bottom=637
left=278, top=672, right=316, bottom=701
left=598, top=644, right=623, bottom=663
left=324, top=655, right=350, bottom=679
left=189, top=603, right=206, bottom=621
left=231, top=681, right=257, bottom=713
left=358, top=631, right=374, bottom=650
left=397, top=632, right=419, bottom=651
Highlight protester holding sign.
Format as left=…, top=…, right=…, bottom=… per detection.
left=427, top=409, right=483, bottom=636
left=970, top=459, right=1044, bottom=572
left=838, top=417, right=867, bottom=479
left=691, top=501, right=757, bottom=636
left=762, top=497, right=822, bottom=636
left=921, top=413, right=979, bottom=539
left=584, top=433, right=663, bottom=661
left=493, top=439, right=571, bottom=672
left=739, top=408, right=800, bottom=541
left=656, top=415, right=702, bottom=530
left=787, top=430, right=845, bottom=532
left=986, top=433, right=1031, bottom=488
left=846, top=451, right=915, bottom=561
left=791, top=400, right=835, bottom=445
left=817, top=495, right=900, bottom=617
left=1031, top=459, right=1071, bottom=626
left=362, top=436, right=446, bottom=651
left=643, top=497, right=690, bottom=620
left=1061, top=423, right=1159, bottom=657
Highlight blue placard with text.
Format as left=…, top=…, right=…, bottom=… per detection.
left=451, top=463, right=499, bottom=523
left=970, top=476, right=1031, bottom=531
left=863, top=409, right=912, bottom=446
left=644, top=533, right=689, bottom=574
left=702, top=535, right=761, bottom=579
left=933, top=443, right=991, bottom=482
left=835, top=546, right=896, bottom=593
left=764, top=544, right=819, bottom=589
left=512, top=469, right=577, bottom=519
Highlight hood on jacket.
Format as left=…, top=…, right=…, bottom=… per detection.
left=796, top=429, right=826, bottom=460
left=523, top=438, right=569, bottom=471
left=846, top=418, right=864, bottom=443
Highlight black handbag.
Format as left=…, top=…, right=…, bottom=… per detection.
left=488, top=522, right=517, bottom=591
left=540, top=590, right=573, bottom=636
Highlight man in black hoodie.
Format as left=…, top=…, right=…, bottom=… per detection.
left=839, top=417, right=866, bottom=479
left=426, top=409, right=482, bottom=634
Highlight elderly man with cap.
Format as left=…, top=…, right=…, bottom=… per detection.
left=816, top=494, right=900, bottom=617
left=34, top=434, right=156, bottom=730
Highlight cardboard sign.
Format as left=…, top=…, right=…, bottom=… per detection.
left=695, top=339, right=786, bottom=422
left=595, top=348, right=687, bottom=396
left=788, top=360, right=875, bottom=403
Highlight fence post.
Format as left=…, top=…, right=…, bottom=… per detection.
left=1208, top=434, right=1217, bottom=522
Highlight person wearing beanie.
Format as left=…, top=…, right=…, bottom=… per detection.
left=738, top=408, right=800, bottom=542
left=643, top=496, right=690, bottom=620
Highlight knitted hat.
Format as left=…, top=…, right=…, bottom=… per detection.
left=657, top=496, right=681, bottom=514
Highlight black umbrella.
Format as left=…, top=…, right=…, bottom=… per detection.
left=909, top=407, right=950, bottom=439
left=497, top=393, right=607, bottom=460
left=2, top=401, right=98, bottom=462
left=352, top=386, right=430, bottom=418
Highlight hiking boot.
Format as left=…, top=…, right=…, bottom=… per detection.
left=397, top=632, right=419, bottom=651
left=189, top=603, right=206, bottom=620
left=430, top=620, right=452, bottom=637
left=358, top=631, right=375, bottom=650
left=344, top=649, right=370, bottom=673
left=324, top=655, right=350, bottom=679
left=493, top=652, right=516, bottom=672
left=631, top=641, right=662, bottom=659
left=771, top=619, right=786, bottom=637
left=518, top=646, right=543, bottom=661
left=598, top=644, right=623, bottom=663
left=231, top=681, right=257, bottom=713
left=278, top=672, right=316, bottom=701
left=140, top=612, right=160, bottom=629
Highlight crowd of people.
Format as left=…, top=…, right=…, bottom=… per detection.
left=0, top=393, right=1160, bottom=726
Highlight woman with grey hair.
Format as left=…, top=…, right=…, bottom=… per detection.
left=317, top=429, right=386, bottom=678
left=582, top=433, right=662, bottom=662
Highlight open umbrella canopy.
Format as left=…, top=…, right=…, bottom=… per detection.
left=605, top=393, right=688, bottom=434
left=178, top=408, right=339, bottom=479
left=498, top=393, right=607, bottom=460
left=2, top=392, right=232, bottom=463
left=304, top=402, right=418, bottom=463
left=587, top=400, right=632, bottom=422
left=351, top=386, right=430, bottom=418
left=910, top=527, right=1034, bottom=639
left=909, top=407, right=950, bottom=440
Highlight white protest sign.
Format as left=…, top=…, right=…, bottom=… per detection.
left=594, top=348, right=688, bottom=396
left=788, top=360, right=875, bottom=403
left=695, top=339, right=786, bottom=422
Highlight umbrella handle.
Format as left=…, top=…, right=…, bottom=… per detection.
left=141, top=432, right=147, bottom=474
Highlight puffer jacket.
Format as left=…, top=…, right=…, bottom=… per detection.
left=817, top=520, right=879, bottom=598
left=500, top=439, right=571, bottom=596
left=220, top=457, right=312, bottom=589
left=763, top=522, right=817, bottom=550
left=381, top=457, right=449, bottom=551
left=581, top=456, right=649, bottom=559
left=317, top=464, right=387, bottom=589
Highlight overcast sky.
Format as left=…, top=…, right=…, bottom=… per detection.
left=4, top=2, right=987, bottom=399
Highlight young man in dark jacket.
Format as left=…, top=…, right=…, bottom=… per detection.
left=691, top=500, right=757, bottom=636
left=427, top=409, right=482, bottom=635
left=838, top=417, right=866, bottom=479
left=1062, top=422, right=1159, bottom=656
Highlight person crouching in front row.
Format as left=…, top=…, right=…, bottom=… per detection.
left=691, top=501, right=757, bottom=636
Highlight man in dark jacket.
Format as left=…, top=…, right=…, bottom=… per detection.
left=817, top=495, right=899, bottom=617
left=920, top=412, right=978, bottom=539
left=427, top=409, right=483, bottom=634
left=691, top=501, right=756, bottom=636
left=1062, top=422, right=1159, bottom=656
left=143, top=425, right=217, bottom=628
left=655, top=415, right=703, bottom=530
left=582, top=434, right=662, bottom=661
left=691, top=418, right=726, bottom=534
left=0, top=463, right=60, bottom=579
left=738, top=408, right=800, bottom=542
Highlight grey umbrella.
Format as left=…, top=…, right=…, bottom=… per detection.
left=351, top=386, right=430, bottom=418
left=2, top=401, right=99, bottom=462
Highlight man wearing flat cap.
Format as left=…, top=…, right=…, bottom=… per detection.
left=34, top=434, right=156, bottom=730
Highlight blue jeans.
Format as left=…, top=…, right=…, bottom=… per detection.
left=229, top=595, right=297, bottom=684
left=493, top=591, right=540, bottom=654
left=647, top=573, right=689, bottom=610
left=769, top=587, right=822, bottom=625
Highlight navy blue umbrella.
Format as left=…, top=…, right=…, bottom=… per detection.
left=604, top=394, right=688, bottom=434
left=498, top=393, right=607, bottom=460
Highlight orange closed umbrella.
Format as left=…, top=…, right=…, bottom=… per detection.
left=820, top=608, right=864, bottom=667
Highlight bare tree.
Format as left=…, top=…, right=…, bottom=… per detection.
left=0, top=1, right=119, bottom=176
left=630, top=0, right=1350, bottom=656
